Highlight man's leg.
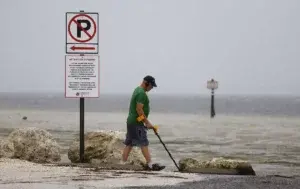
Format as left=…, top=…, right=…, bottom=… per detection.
left=138, top=127, right=165, bottom=170
left=139, top=128, right=153, bottom=168
left=125, top=125, right=165, bottom=170
left=122, top=145, right=132, bottom=162
left=122, top=126, right=133, bottom=162
left=126, top=125, right=151, bottom=165
left=141, top=145, right=151, bottom=164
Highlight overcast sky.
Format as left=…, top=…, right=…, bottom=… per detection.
left=0, top=0, right=299, bottom=95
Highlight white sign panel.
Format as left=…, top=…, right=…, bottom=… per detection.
left=65, top=55, right=99, bottom=98
left=66, top=12, right=99, bottom=54
left=207, top=80, right=218, bottom=90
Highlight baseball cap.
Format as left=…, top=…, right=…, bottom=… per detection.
left=143, top=75, right=157, bottom=87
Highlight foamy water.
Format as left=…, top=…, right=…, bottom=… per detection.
left=0, top=109, right=299, bottom=176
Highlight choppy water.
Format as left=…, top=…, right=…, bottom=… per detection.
left=0, top=93, right=299, bottom=176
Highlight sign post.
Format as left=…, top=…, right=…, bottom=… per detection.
left=207, top=79, right=218, bottom=118
left=65, top=10, right=99, bottom=163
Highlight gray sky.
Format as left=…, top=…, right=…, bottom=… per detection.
left=1, top=0, right=299, bottom=95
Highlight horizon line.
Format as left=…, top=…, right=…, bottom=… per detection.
left=0, top=91, right=299, bottom=97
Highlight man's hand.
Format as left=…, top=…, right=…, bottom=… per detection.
left=145, top=121, right=154, bottom=129
left=153, top=125, right=159, bottom=133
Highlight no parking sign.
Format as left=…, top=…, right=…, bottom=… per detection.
left=66, top=12, right=99, bottom=54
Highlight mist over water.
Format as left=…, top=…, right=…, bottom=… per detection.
left=0, top=92, right=299, bottom=116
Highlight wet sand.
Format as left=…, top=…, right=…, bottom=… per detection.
left=0, top=158, right=205, bottom=188
left=2, top=177, right=299, bottom=189
left=123, top=176, right=300, bottom=189
left=1, top=158, right=299, bottom=189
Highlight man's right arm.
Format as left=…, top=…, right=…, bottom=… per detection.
left=136, top=93, right=153, bottom=128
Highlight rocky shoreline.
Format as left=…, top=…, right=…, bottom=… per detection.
left=0, top=127, right=257, bottom=175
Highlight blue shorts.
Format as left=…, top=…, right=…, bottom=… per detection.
left=124, top=124, right=149, bottom=147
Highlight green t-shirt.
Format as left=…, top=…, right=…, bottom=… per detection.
left=127, top=86, right=150, bottom=125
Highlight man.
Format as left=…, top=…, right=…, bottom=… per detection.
left=122, top=75, right=165, bottom=171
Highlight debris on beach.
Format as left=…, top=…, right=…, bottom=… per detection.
left=0, top=127, right=61, bottom=163
left=0, top=139, right=14, bottom=158
left=178, top=157, right=256, bottom=175
left=68, top=130, right=145, bottom=169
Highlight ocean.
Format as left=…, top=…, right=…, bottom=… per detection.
left=0, top=92, right=299, bottom=176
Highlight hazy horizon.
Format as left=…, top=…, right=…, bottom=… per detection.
left=0, top=91, right=299, bottom=97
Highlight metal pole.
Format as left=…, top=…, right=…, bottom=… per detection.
left=153, top=130, right=181, bottom=171
left=211, top=89, right=215, bottom=118
left=79, top=20, right=85, bottom=162
left=79, top=97, right=85, bottom=162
